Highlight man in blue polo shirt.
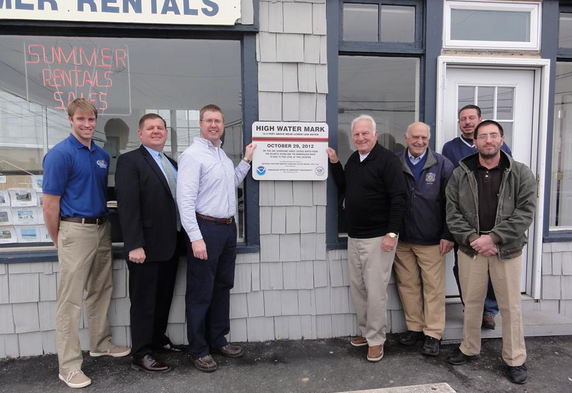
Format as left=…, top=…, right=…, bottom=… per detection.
left=43, top=98, right=130, bottom=389
left=442, top=104, right=512, bottom=330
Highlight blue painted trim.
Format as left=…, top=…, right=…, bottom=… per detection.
left=242, top=33, right=260, bottom=249
left=424, top=0, right=443, bottom=143
left=544, top=1, right=572, bottom=241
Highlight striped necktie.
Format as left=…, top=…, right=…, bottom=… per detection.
left=159, top=152, right=181, bottom=231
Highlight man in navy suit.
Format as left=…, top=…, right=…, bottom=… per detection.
left=116, top=113, right=187, bottom=373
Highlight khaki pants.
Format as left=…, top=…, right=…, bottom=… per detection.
left=394, top=242, right=446, bottom=339
left=56, top=220, right=113, bottom=376
left=348, top=236, right=395, bottom=346
left=458, top=251, right=526, bottom=366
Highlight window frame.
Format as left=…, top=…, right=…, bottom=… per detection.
left=0, top=20, right=260, bottom=261
left=544, top=4, right=572, bottom=241
left=326, top=0, right=427, bottom=249
left=443, top=0, right=541, bottom=51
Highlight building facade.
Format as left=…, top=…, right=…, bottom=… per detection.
left=1, top=0, right=572, bottom=358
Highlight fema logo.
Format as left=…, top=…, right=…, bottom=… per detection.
left=96, top=159, right=108, bottom=169
left=425, top=172, right=436, bottom=184
left=315, top=166, right=325, bottom=176
left=256, top=166, right=267, bottom=176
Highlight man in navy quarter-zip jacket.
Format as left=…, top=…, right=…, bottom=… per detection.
left=327, top=114, right=406, bottom=363
left=394, top=122, right=454, bottom=357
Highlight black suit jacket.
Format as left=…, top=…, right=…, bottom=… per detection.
left=115, top=145, right=180, bottom=262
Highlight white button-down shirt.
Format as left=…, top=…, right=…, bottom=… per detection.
left=177, top=137, right=250, bottom=242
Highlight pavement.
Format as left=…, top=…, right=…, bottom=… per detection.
left=1, top=335, right=571, bottom=393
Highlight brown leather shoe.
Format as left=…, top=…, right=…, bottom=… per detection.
left=131, top=355, right=171, bottom=373
left=367, top=345, right=384, bottom=362
left=193, top=355, right=218, bottom=373
left=482, top=314, right=496, bottom=330
left=350, top=336, right=368, bottom=347
left=215, top=344, right=244, bottom=358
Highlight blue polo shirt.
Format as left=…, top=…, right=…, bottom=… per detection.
left=43, top=134, right=110, bottom=218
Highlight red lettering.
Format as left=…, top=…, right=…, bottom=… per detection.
left=101, top=71, right=113, bottom=88
left=79, top=47, right=97, bottom=67
left=27, top=45, right=41, bottom=64
left=55, top=46, right=76, bottom=65
left=98, top=93, right=108, bottom=112
left=41, top=69, right=53, bottom=87
left=54, top=91, right=65, bottom=109
left=51, top=69, right=63, bottom=87
left=115, top=48, right=127, bottom=68
left=100, top=48, right=112, bottom=67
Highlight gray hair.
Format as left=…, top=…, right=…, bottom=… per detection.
left=351, top=114, right=376, bottom=133
left=405, top=121, right=431, bottom=139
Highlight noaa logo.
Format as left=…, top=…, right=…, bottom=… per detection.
left=96, top=159, right=108, bottom=169
left=425, top=172, right=436, bottom=183
left=256, top=166, right=267, bottom=176
left=315, top=166, right=325, bottom=176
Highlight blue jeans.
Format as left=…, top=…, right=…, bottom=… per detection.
left=453, top=243, right=499, bottom=317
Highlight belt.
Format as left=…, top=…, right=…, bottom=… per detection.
left=61, top=217, right=107, bottom=225
left=196, top=213, right=234, bottom=225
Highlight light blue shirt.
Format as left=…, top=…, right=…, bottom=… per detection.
left=177, top=137, right=251, bottom=242
left=407, top=148, right=427, bottom=166
left=142, top=145, right=178, bottom=182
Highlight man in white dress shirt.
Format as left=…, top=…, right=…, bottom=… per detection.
left=177, top=104, right=255, bottom=373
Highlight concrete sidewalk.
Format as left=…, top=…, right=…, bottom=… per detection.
left=1, top=335, right=571, bottom=393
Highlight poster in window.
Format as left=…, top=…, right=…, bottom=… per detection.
left=9, top=189, right=37, bottom=207
left=13, top=208, right=37, bottom=225
left=0, top=190, right=10, bottom=207
left=0, top=227, right=17, bottom=244
left=32, top=176, right=43, bottom=192
left=0, top=208, right=13, bottom=226
left=16, top=226, right=39, bottom=243
left=39, top=226, right=52, bottom=243
left=36, top=208, right=45, bottom=225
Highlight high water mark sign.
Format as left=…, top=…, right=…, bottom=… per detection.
left=252, top=122, right=329, bottom=181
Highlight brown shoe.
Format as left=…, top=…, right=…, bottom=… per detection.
left=193, top=355, right=218, bottom=373
left=350, top=336, right=368, bottom=347
left=367, top=345, right=384, bottom=362
left=131, top=355, right=171, bottom=373
left=215, top=344, right=244, bottom=358
left=482, top=314, right=496, bottom=330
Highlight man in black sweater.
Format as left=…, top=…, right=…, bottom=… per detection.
left=327, top=114, right=407, bottom=362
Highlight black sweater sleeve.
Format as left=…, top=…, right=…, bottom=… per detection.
left=383, top=154, right=407, bottom=235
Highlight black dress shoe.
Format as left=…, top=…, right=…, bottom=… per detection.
left=131, top=355, right=171, bottom=373
left=156, top=343, right=188, bottom=353
left=507, top=364, right=528, bottom=384
left=398, top=330, right=425, bottom=346
left=421, top=336, right=440, bottom=357
left=448, top=348, right=479, bottom=365
left=215, top=344, right=244, bottom=358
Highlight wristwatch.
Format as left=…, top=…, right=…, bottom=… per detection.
left=387, top=232, right=398, bottom=239
left=242, top=157, right=251, bottom=164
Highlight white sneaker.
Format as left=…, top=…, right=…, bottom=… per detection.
left=89, top=344, right=131, bottom=358
left=59, top=370, right=92, bottom=389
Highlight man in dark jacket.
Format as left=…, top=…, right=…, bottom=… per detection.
left=327, top=114, right=407, bottom=362
left=115, top=113, right=188, bottom=374
left=446, top=120, right=536, bottom=385
left=394, top=122, right=454, bottom=357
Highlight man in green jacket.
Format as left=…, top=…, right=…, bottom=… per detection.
left=445, top=120, right=536, bottom=385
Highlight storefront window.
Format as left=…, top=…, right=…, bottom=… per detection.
left=336, top=55, right=419, bottom=232
left=343, top=3, right=415, bottom=43
left=550, top=62, right=572, bottom=230
left=0, top=36, right=245, bottom=246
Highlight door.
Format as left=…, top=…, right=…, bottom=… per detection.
left=438, top=66, right=536, bottom=297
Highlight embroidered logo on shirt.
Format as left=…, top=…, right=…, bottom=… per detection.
left=96, top=159, right=108, bottom=169
left=425, top=172, right=436, bottom=184
left=256, top=166, right=266, bottom=176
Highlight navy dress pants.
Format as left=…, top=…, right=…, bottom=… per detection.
left=185, top=219, right=237, bottom=359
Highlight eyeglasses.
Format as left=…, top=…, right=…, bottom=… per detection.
left=475, top=133, right=501, bottom=141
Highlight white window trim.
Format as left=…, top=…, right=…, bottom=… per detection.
left=436, top=55, right=550, bottom=300
left=443, top=1, right=541, bottom=51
